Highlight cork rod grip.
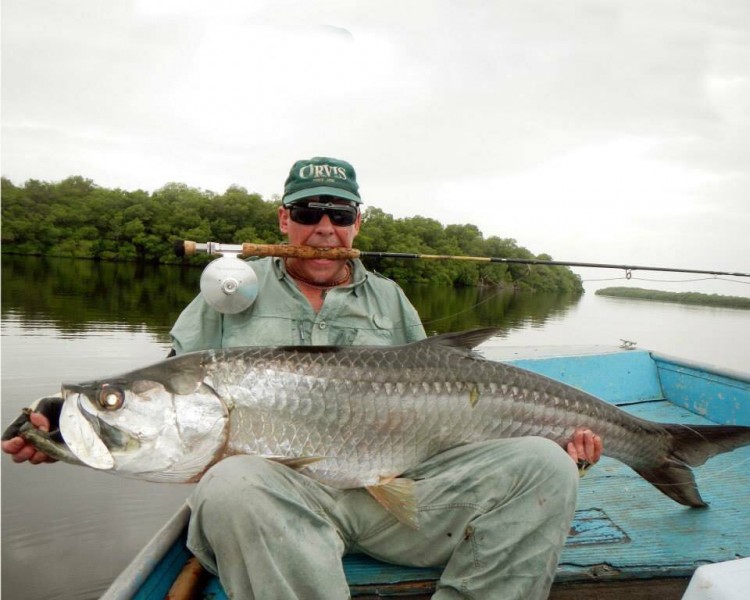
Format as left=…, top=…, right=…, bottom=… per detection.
left=241, top=244, right=361, bottom=260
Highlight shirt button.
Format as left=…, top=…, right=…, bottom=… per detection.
left=319, top=322, right=327, bottom=329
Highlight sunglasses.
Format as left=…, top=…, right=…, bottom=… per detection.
left=288, top=201, right=359, bottom=227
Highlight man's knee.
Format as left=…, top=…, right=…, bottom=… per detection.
left=513, top=436, right=578, bottom=478
left=474, top=437, right=578, bottom=500
left=205, top=454, right=278, bottom=481
left=518, top=436, right=576, bottom=469
left=515, top=437, right=580, bottom=510
left=191, top=455, right=281, bottom=515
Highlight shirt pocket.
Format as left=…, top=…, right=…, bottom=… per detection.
left=347, top=314, right=396, bottom=346
left=223, top=315, right=300, bottom=347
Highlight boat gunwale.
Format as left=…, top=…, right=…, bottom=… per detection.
left=649, top=351, right=750, bottom=385
left=101, top=503, right=191, bottom=600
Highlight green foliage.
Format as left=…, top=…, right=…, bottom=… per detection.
left=595, top=287, right=750, bottom=309
left=358, top=209, right=582, bottom=293
left=1, top=176, right=583, bottom=293
left=1, top=176, right=281, bottom=267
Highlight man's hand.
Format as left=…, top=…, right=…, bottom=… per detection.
left=566, top=427, right=602, bottom=474
left=2, top=397, right=64, bottom=465
left=1, top=412, right=56, bottom=464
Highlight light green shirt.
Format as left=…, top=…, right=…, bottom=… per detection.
left=170, top=257, right=426, bottom=354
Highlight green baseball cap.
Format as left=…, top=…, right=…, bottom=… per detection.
left=282, top=157, right=362, bottom=206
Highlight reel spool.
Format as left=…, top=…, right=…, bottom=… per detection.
left=199, top=255, right=258, bottom=314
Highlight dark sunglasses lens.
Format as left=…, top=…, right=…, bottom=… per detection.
left=329, top=210, right=357, bottom=226
left=290, top=206, right=357, bottom=226
left=290, top=207, right=323, bottom=225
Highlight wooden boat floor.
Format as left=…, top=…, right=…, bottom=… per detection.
left=184, top=398, right=749, bottom=599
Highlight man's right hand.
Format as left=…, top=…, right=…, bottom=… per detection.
left=1, top=397, right=64, bottom=464
left=1, top=413, right=56, bottom=463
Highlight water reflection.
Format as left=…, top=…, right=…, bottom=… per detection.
left=2, top=255, right=583, bottom=339
left=1, top=255, right=583, bottom=599
left=402, top=283, right=581, bottom=335
left=1, top=255, right=201, bottom=340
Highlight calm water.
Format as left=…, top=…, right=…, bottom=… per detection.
left=2, top=255, right=749, bottom=599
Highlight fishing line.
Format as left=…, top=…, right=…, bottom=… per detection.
left=224, top=311, right=427, bottom=335
left=418, top=287, right=513, bottom=328
left=632, top=422, right=750, bottom=488
left=643, top=453, right=750, bottom=488
left=180, top=240, right=748, bottom=330
left=178, top=241, right=750, bottom=280
left=587, top=453, right=750, bottom=490
left=687, top=452, right=750, bottom=485
left=582, top=275, right=750, bottom=285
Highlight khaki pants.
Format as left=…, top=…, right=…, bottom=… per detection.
left=187, top=437, right=579, bottom=600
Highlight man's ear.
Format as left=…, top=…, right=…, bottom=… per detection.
left=279, top=206, right=289, bottom=234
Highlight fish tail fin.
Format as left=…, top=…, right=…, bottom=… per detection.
left=635, top=423, right=750, bottom=508
left=634, top=462, right=707, bottom=507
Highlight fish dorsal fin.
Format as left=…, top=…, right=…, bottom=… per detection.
left=366, top=477, right=419, bottom=529
left=422, top=328, right=501, bottom=351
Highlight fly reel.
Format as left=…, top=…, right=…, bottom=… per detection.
left=199, top=255, right=259, bottom=314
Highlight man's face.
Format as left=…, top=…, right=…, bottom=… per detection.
left=278, top=196, right=361, bottom=283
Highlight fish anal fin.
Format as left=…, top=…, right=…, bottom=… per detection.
left=366, top=477, right=419, bottom=529
left=634, top=462, right=708, bottom=508
left=266, top=455, right=327, bottom=470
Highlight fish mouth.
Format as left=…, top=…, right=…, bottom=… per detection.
left=59, top=393, right=140, bottom=470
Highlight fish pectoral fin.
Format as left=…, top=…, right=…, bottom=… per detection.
left=266, top=455, right=327, bottom=470
left=366, top=477, right=419, bottom=529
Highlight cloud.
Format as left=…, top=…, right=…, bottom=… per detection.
left=2, top=0, right=748, bottom=296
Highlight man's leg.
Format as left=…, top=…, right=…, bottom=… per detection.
left=187, top=455, right=350, bottom=600
left=349, top=437, right=579, bottom=600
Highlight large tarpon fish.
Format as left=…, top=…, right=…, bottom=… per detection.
left=10, top=329, right=750, bottom=526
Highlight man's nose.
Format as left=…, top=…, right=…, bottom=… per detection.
left=312, top=213, right=335, bottom=233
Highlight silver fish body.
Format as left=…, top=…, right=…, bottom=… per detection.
left=216, top=342, right=664, bottom=488
left=19, top=329, right=750, bottom=518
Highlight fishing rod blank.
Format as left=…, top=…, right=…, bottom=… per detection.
left=177, top=241, right=750, bottom=279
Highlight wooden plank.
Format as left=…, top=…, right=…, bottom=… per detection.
left=350, top=577, right=690, bottom=599
left=549, top=577, right=690, bottom=600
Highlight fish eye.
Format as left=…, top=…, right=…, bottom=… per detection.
left=98, top=386, right=125, bottom=410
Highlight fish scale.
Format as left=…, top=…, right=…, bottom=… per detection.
left=17, top=328, right=750, bottom=523
left=217, top=345, right=641, bottom=487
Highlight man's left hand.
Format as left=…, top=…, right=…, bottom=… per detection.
left=566, top=428, right=602, bottom=474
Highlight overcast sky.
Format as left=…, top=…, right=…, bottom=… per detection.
left=2, top=0, right=749, bottom=295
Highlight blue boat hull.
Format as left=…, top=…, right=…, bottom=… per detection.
left=103, top=347, right=750, bottom=599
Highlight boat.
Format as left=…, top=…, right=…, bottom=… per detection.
left=101, top=345, right=750, bottom=599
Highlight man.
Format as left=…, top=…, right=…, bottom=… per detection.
left=3, top=156, right=602, bottom=599
left=170, top=156, right=425, bottom=351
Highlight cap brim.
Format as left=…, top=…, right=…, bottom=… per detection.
left=283, top=186, right=362, bottom=206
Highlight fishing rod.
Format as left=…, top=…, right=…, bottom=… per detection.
left=176, top=240, right=749, bottom=314
left=178, top=241, right=750, bottom=278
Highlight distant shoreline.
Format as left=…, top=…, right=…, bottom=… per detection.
left=595, top=287, right=750, bottom=310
